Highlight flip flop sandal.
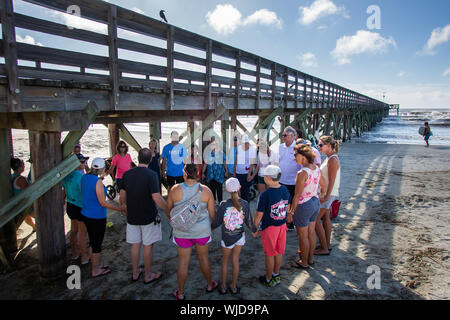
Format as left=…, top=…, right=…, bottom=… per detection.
left=173, top=289, right=185, bottom=300
left=291, top=261, right=310, bottom=269
left=206, top=280, right=218, bottom=293
left=314, top=251, right=330, bottom=256
left=92, top=267, right=111, bottom=278
left=218, top=287, right=228, bottom=295
left=229, top=286, right=240, bottom=294
left=144, top=272, right=162, bottom=284
left=131, top=269, right=142, bottom=282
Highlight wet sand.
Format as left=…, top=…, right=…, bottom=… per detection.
left=1, top=128, right=449, bottom=299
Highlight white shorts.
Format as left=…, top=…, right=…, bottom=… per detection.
left=126, top=223, right=162, bottom=246
left=221, top=234, right=246, bottom=249
left=320, top=196, right=337, bottom=209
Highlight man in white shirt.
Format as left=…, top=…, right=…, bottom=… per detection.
left=235, top=134, right=257, bottom=202
left=278, top=126, right=302, bottom=230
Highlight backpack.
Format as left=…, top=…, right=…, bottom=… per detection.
left=170, top=185, right=203, bottom=232
left=330, top=199, right=341, bottom=219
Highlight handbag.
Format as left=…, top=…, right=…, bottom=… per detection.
left=330, top=199, right=341, bottom=219
left=170, top=185, right=203, bottom=232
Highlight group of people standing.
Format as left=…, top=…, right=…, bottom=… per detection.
left=10, top=126, right=340, bottom=299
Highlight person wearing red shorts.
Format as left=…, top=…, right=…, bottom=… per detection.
left=253, top=165, right=290, bottom=287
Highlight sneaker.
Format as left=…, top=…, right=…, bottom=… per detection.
left=259, top=275, right=276, bottom=287
left=273, top=275, right=281, bottom=286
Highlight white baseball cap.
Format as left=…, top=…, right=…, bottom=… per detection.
left=263, top=165, right=281, bottom=178
left=225, top=177, right=241, bottom=193
left=91, top=157, right=105, bottom=169
left=242, top=134, right=250, bottom=143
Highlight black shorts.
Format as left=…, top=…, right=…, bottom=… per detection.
left=167, top=175, right=184, bottom=189
left=66, top=202, right=83, bottom=221
left=256, top=176, right=265, bottom=185
left=80, top=215, right=106, bottom=254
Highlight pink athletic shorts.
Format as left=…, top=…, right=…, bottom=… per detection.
left=173, top=236, right=211, bottom=248
left=260, top=225, right=287, bottom=256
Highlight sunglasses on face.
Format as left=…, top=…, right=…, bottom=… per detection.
left=119, top=146, right=126, bottom=148
left=318, top=144, right=325, bottom=147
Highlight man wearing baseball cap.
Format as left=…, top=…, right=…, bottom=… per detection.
left=253, top=165, right=290, bottom=287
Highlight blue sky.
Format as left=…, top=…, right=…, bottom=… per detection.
left=10, top=0, right=450, bottom=109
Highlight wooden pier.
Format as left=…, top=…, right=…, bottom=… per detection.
left=0, top=0, right=389, bottom=279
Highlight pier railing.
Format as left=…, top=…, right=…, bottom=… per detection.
left=0, top=0, right=389, bottom=113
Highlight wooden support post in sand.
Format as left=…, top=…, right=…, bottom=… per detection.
left=149, top=122, right=161, bottom=141
left=108, top=124, right=120, bottom=157
left=0, top=128, right=14, bottom=269
left=29, top=131, right=67, bottom=281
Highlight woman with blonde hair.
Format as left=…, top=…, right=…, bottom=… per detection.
left=315, top=136, right=341, bottom=255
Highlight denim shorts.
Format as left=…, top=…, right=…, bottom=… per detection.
left=293, top=197, right=320, bottom=228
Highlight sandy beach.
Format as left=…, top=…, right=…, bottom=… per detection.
left=1, top=128, right=449, bottom=300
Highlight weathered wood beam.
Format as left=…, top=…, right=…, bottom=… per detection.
left=0, top=128, right=14, bottom=269
left=235, top=50, right=241, bottom=109
left=61, top=101, right=100, bottom=158
left=0, top=154, right=79, bottom=230
left=108, top=5, right=120, bottom=110
left=1, top=0, right=21, bottom=112
left=166, top=25, right=175, bottom=110
left=205, top=39, right=212, bottom=110
left=29, top=131, right=68, bottom=281
left=108, top=124, right=120, bottom=157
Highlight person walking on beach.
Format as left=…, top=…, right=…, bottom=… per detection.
left=161, top=131, right=189, bottom=192
left=253, top=165, right=290, bottom=287
left=80, top=158, right=124, bottom=277
left=254, top=139, right=279, bottom=194
left=315, top=136, right=340, bottom=255
left=108, top=141, right=132, bottom=193
left=148, top=138, right=162, bottom=192
left=278, top=126, right=302, bottom=231
left=10, top=157, right=36, bottom=232
left=287, top=145, right=323, bottom=269
left=203, top=140, right=228, bottom=203
left=235, top=134, right=257, bottom=203
left=423, top=122, right=432, bottom=148
left=62, top=153, right=89, bottom=263
left=120, top=148, right=168, bottom=284
left=167, top=164, right=217, bottom=300
left=211, top=178, right=258, bottom=294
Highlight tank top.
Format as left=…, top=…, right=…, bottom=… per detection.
left=81, top=174, right=107, bottom=219
left=172, top=182, right=211, bottom=239
left=11, top=173, right=22, bottom=196
left=320, top=154, right=340, bottom=197
left=298, top=166, right=321, bottom=204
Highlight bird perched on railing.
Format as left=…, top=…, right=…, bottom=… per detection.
left=160, top=10, right=168, bottom=23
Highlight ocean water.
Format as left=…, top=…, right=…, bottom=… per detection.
left=351, top=109, right=450, bottom=146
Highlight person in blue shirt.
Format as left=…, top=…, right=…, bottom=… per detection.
left=80, top=158, right=124, bottom=278
left=161, top=131, right=189, bottom=192
left=202, top=140, right=229, bottom=203
left=253, top=165, right=290, bottom=288
left=62, top=153, right=89, bottom=262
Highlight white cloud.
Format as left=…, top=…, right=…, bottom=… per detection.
left=131, top=7, right=145, bottom=15
left=16, top=34, right=43, bottom=46
left=298, top=52, right=318, bottom=68
left=206, top=5, right=282, bottom=35
left=331, top=30, right=397, bottom=65
left=50, top=10, right=107, bottom=34
left=397, top=71, right=406, bottom=77
left=443, top=68, right=450, bottom=77
left=242, top=9, right=282, bottom=29
left=344, top=83, right=450, bottom=109
left=206, top=4, right=242, bottom=35
left=419, top=24, right=450, bottom=55
left=298, top=0, right=347, bottom=25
